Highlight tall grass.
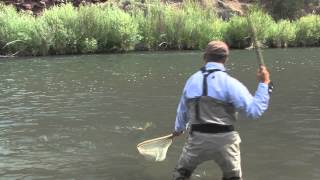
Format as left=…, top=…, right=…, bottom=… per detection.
left=0, top=3, right=140, bottom=55
left=224, top=16, right=249, bottom=48
left=224, top=8, right=275, bottom=48
left=266, top=20, right=297, bottom=47
left=0, top=2, right=320, bottom=56
left=40, top=4, right=79, bottom=54
left=295, top=14, right=320, bottom=46
left=40, top=3, right=140, bottom=54
left=180, top=1, right=226, bottom=49
left=132, top=0, right=226, bottom=50
left=0, top=4, right=49, bottom=56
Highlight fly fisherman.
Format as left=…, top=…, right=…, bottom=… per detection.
left=172, top=41, right=272, bottom=180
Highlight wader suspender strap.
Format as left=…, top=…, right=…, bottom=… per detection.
left=200, top=67, right=222, bottom=96
left=195, top=67, right=222, bottom=120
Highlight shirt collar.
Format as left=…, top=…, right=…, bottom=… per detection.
left=205, top=62, right=226, bottom=71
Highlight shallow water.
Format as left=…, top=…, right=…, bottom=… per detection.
left=0, top=48, right=319, bottom=180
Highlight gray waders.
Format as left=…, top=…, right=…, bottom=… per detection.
left=173, top=67, right=242, bottom=180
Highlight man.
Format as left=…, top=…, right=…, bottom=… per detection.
left=172, top=41, right=271, bottom=180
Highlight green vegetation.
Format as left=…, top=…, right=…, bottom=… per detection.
left=0, top=1, right=320, bottom=56
left=267, top=20, right=297, bottom=48
left=295, top=15, right=320, bottom=46
left=0, top=3, right=140, bottom=56
left=133, top=1, right=226, bottom=50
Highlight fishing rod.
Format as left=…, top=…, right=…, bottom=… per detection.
left=246, top=10, right=274, bottom=93
left=247, top=16, right=265, bottom=66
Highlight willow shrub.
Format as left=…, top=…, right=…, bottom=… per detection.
left=75, top=5, right=100, bottom=53
left=133, top=2, right=187, bottom=50
left=133, top=0, right=225, bottom=50
left=99, top=4, right=140, bottom=51
left=131, top=2, right=167, bottom=50
left=2, top=2, right=320, bottom=56
left=266, top=20, right=296, bottom=47
left=77, top=4, right=140, bottom=52
left=180, top=1, right=226, bottom=49
left=224, top=16, right=249, bottom=48
left=0, top=3, right=140, bottom=56
left=224, top=8, right=275, bottom=48
left=40, top=4, right=79, bottom=54
left=132, top=6, right=156, bottom=50
left=249, top=9, right=275, bottom=42
left=0, top=4, right=49, bottom=56
left=295, top=15, right=320, bottom=46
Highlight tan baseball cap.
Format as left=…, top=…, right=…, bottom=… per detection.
left=204, top=41, right=229, bottom=61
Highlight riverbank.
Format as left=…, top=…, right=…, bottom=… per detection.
left=1, top=1, right=320, bottom=57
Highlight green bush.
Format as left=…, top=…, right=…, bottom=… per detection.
left=1, top=2, right=320, bottom=56
left=80, top=38, right=98, bottom=53
left=133, top=2, right=182, bottom=50
left=0, top=4, right=49, bottom=56
left=104, top=4, right=140, bottom=51
left=295, top=14, right=320, bottom=46
left=224, top=16, right=249, bottom=48
left=40, top=4, right=78, bottom=54
left=77, top=4, right=140, bottom=52
left=180, top=1, right=226, bottom=49
left=248, top=8, right=275, bottom=43
left=266, top=20, right=297, bottom=47
left=0, top=3, right=141, bottom=55
left=133, top=0, right=226, bottom=50
left=224, top=8, right=275, bottom=49
left=132, top=7, right=155, bottom=50
left=76, top=5, right=102, bottom=53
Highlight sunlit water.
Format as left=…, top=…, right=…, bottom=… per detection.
left=0, top=48, right=319, bottom=180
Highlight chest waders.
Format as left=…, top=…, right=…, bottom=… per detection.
left=186, top=67, right=237, bottom=134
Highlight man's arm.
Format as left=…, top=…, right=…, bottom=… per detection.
left=173, top=92, right=188, bottom=136
left=228, top=66, right=271, bottom=119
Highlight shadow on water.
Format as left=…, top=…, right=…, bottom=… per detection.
left=0, top=49, right=319, bottom=179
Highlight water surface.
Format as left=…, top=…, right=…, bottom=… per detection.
left=0, top=48, right=319, bottom=180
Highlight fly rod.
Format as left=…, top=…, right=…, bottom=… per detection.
left=247, top=16, right=265, bottom=66
left=246, top=11, right=274, bottom=93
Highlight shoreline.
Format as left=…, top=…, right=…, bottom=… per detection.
left=2, top=46, right=320, bottom=59
left=1, top=2, right=320, bottom=57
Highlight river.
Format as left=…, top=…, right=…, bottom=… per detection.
left=0, top=48, right=319, bottom=180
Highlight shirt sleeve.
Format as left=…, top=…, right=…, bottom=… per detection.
left=228, top=79, right=270, bottom=119
left=174, top=91, right=188, bottom=132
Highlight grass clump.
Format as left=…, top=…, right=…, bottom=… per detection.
left=1, top=1, right=320, bottom=56
left=224, top=8, right=275, bottom=49
left=40, top=4, right=79, bottom=54
left=0, top=4, right=49, bottom=56
left=0, top=3, right=140, bottom=56
left=133, top=0, right=226, bottom=50
left=224, top=16, right=249, bottom=48
left=295, top=14, right=320, bottom=46
left=77, top=4, right=140, bottom=52
left=266, top=20, right=296, bottom=47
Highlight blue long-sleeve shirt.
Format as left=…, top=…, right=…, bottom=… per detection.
left=174, top=62, right=270, bottom=132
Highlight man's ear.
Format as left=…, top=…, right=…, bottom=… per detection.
left=203, top=54, right=207, bottom=62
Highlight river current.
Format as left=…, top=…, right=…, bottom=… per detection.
left=0, top=48, right=319, bottom=179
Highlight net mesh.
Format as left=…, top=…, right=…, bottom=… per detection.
left=137, top=134, right=173, bottom=162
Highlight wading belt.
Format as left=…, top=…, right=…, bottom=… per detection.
left=191, top=123, right=234, bottom=134
left=191, top=67, right=234, bottom=134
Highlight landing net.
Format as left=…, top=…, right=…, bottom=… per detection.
left=137, top=134, right=173, bottom=162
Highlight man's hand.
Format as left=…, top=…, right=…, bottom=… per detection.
left=257, top=65, right=271, bottom=84
left=172, top=131, right=183, bottom=137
